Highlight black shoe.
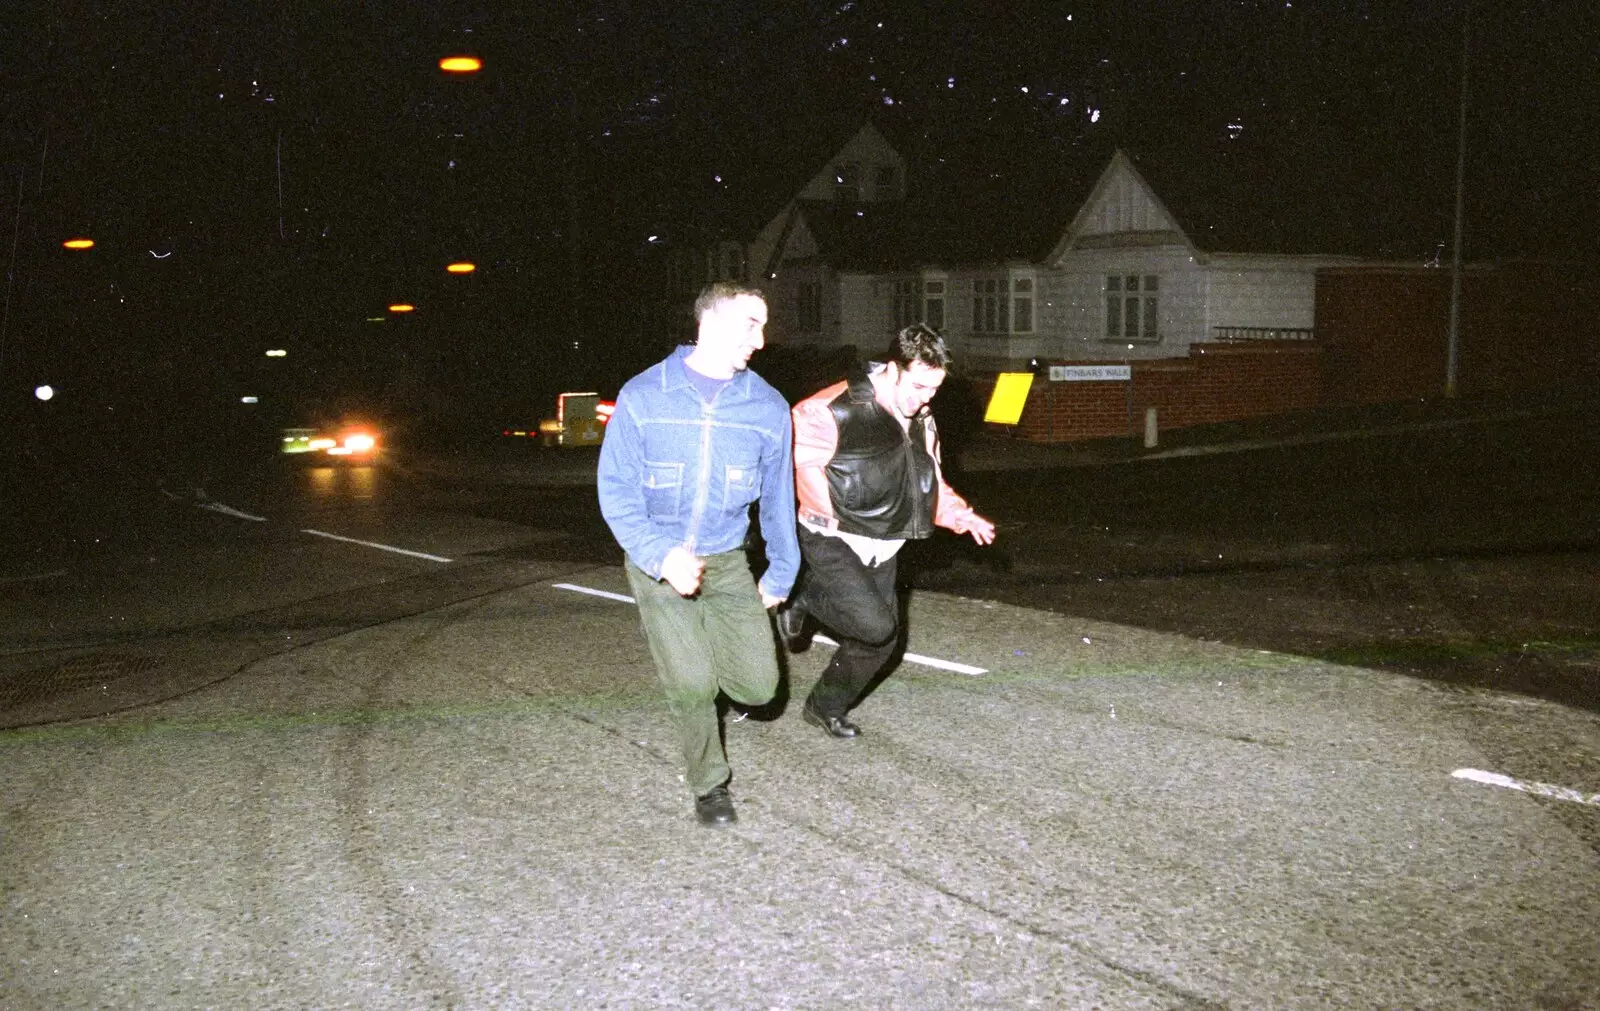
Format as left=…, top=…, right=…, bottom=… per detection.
left=776, top=599, right=813, bottom=653
left=802, top=701, right=860, bottom=739
left=695, top=786, right=737, bottom=826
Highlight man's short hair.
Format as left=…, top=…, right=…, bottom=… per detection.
left=694, top=281, right=766, bottom=323
left=883, top=323, right=952, bottom=370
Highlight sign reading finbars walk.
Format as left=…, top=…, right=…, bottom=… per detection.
left=1049, top=365, right=1132, bottom=382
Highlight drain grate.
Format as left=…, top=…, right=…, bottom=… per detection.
left=0, top=652, right=166, bottom=710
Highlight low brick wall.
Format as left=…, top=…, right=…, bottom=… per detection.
left=977, top=341, right=1323, bottom=444
left=1317, top=265, right=1600, bottom=405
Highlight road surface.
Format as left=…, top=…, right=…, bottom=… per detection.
left=2, top=438, right=1597, bottom=1008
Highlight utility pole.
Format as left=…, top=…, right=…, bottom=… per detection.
left=1446, top=0, right=1471, bottom=398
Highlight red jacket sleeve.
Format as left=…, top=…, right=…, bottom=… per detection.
left=793, top=381, right=846, bottom=530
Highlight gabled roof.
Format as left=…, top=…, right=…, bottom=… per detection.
left=1048, top=149, right=1195, bottom=262
left=686, top=114, right=916, bottom=241
left=771, top=143, right=1105, bottom=273
left=717, top=119, right=1427, bottom=273
left=1122, top=148, right=1427, bottom=259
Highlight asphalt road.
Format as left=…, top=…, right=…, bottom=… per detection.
left=2, top=423, right=1598, bottom=1008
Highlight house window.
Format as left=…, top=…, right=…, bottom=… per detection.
left=874, top=164, right=899, bottom=199
left=834, top=162, right=861, bottom=201
left=972, top=277, right=1010, bottom=333
left=1106, top=274, right=1159, bottom=340
left=974, top=276, right=1032, bottom=333
left=923, top=280, right=945, bottom=331
left=796, top=282, right=822, bottom=332
left=891, top=279, right=921, bottom=330
left=1012, top=276, right=1034, bottom=333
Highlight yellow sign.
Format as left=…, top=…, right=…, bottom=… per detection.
left=983, top=372, right=1034, bottom=425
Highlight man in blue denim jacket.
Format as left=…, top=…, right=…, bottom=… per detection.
left=597, top=281, right=799, bottom=826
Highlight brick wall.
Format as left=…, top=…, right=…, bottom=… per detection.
left=975, top=341, right=1322, bottom=443
left=1318, top=264, right=1600, bottom=405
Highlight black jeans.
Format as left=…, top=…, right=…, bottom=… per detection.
left=795, top=526, right=901, bottom=718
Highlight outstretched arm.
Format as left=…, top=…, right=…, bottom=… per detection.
left=926, top=416, right=996, bottom=545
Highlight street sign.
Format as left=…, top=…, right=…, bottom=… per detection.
left=1049, top=365, right=1131, bottom=382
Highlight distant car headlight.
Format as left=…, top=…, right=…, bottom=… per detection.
left=343, top=433, right=376, bottom=453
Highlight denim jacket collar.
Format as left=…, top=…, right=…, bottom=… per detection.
left=662, top=344, right=752, bottom=398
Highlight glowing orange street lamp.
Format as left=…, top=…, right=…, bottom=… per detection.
left=446, top=261, right=476, bottom=274
left=439, top=56, right=482, bottom=73
left=62, top=238, right=95, bottom=250
left=388, top=303, right=415, bottom=313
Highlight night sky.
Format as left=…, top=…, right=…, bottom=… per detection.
left=2, top=1, right=1595, bottom=424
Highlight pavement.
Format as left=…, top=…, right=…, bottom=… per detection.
left=3, top=392, right=1599, bottom=1008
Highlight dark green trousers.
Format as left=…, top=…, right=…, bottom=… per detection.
left=625, top=551, right=780, bottom=797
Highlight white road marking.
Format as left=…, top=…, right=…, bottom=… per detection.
left=198, top=501, right=267, bottom=522
left=1451, top=768, right=1600, bottom=807
left=551, top=582, right=636, bottom=604
left=301, top=529, right=452, bottom=563
left=812, top=634, right=987, bottom=676
left=553, top=583, right=988, bottom=675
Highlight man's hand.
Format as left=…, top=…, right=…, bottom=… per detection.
left=760, top=591, right=785, bottom=610
left=660, top=546, right=705, bottom=596
left=961, top=513, right=997, bottom=546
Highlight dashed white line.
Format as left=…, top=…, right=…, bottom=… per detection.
left=1451, top=768, right=1600, bottom=807
left=813, top=633, right=987, bottom=676
left=301, top=529, right=452, bottom=563
left=552, top=582, right=988, bottom=675
left=551, top=582, right=636, bottom=604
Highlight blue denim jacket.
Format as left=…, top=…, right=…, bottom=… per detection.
left=597, top=346, right=799, bottom=599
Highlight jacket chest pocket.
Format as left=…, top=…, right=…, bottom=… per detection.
left=643, top=460, right=684, bottom=519
left=723, top=460, right=760, bottom=509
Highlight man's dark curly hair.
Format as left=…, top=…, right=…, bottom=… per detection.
left=883, top=322, right=952, bottom=370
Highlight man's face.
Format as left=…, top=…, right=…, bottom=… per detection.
left=888, top=360, right=946, bottom=418
left=697, top=294, right=768, bottom=373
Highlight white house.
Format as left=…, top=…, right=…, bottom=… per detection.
left=702, top=124, right=1376, bottom=373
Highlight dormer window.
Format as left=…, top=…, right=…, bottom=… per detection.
left=874, top=164, right=899, bottom=200
left=833, top=162, right=861, bottom=201
left=718, top=244, right=746, bottom=281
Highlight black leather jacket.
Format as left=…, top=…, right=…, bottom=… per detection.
left=823, top=370, right=939, bottom=540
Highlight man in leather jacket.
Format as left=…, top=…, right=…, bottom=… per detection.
left=778, top=324, right=995, bottom=738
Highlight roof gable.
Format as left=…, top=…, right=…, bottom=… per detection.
left=791, top=122, right=906, bottom=203
left=1049, top=150, right=1192, bottom=261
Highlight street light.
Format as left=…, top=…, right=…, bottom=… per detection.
left=446, top=262, right=476, bottom=274
left=439, top=56, right=482, bottom=73
left=388, top=303, right=415, bottom=313
left=62, top=238, right=94, bottom=250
